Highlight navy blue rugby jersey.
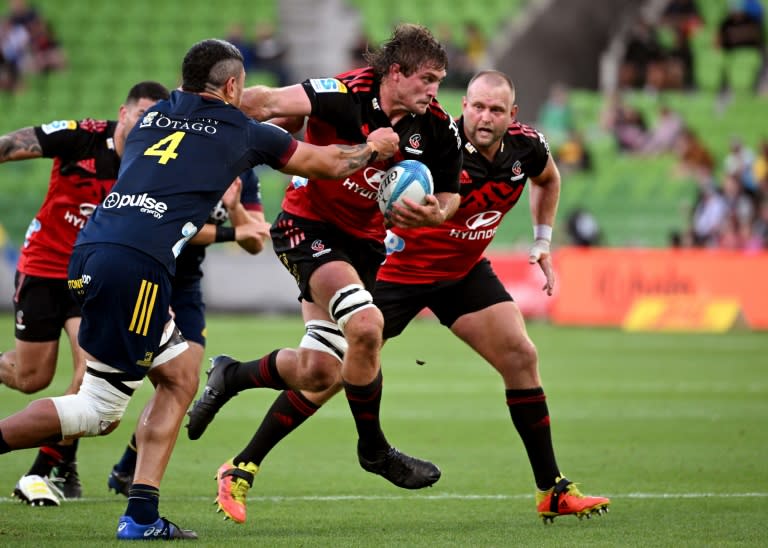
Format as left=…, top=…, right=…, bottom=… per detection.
left=76, top=91, right=295, bottom=274
left=175, top=168, right=262, bottom=283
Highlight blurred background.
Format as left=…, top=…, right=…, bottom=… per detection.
left=1, top=0, right=766, bottom=329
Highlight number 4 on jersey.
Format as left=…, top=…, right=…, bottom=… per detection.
left=144, top=131, right=185, bottom=164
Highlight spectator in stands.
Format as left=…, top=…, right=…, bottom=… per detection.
left=619, top=17, right=666, bottom=90
left=566, top=208, right=601, bottom=246
left=6, top=0, right=39, bottom=28
left=673, top=126, right=715, bottom=179
left=0, top=16, right=28, bottom=92
left=601, top=92, right=648, bottom=152
left=251, top=22, right=291, bottom=87
left=722, top=171, right=756, bottom=230
left=226, top=22, right=255, bottom=71
left=0, top=0, right=64, bottom=92
left=660, top=0, right=704, bottom=37
left=752, top=138, right=768, bottom=185
left=724, top=137, right=757, bottom=191
left=436, top=23, right=473, bottom=89
left=463, top=21, right=488, bottom=72
left=641, top=104, right=684, bottom=155
left=556, top=130, right=592, bottom=174
left=24, top=17, right=65, bottom=75
left=537, top=82, right=573, bottom=148
left=716, top=0, right=767, bottom=95
left=748, top=195, right=768, bottom=248
left=690, top=178, right=729, bottom=247
left=664, top=27, right=697, bottom=90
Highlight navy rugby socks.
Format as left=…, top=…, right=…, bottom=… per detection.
left=125, top=483, right=160, bottom=524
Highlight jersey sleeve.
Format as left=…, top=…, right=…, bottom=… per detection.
left=238, top=168, right=262, bottom=210
left=33, top=119, right=102, bottom=159
left=300, top=78, right=356, bottom=123
left=430, top=116, right=463, bottom=194
left=525, top=129, right=551, bottom=178
left=245, top=120, right=298, bottom=170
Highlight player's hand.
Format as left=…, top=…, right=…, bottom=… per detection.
left=529, top=238, right=555, bottom=296
left=222, top=177, right=243, bottom=210
left=367, top=128, right=399, bottom=161
left=235, top=218, right=272, bottom=242
left=387, top=194, right=443, bottom=229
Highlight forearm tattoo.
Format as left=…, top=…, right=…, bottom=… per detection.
left=0, top=128, right=42, bottom=161
left=335, top=143, right=374, bottom=172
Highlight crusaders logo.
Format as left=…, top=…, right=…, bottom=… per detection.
left=408, top=134, right=422, bottom=149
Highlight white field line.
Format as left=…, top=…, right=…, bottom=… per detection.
left=1, top=492, right=766, bottom=504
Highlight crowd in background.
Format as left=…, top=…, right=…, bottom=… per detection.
left=2, top=1, right=767, bottom=252
left=0, top=0, right=65, bottom=93
left=226, top=21, right=291, bottom=86
left=535, top=0, right=768, bottom=252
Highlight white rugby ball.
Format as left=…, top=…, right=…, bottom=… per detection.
left=378, top=160, right=434, bottom=216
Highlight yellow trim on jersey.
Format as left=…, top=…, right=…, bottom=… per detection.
left=129, top=279, right=158, bottom=336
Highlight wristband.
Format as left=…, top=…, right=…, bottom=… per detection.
left=214, top=226, right=235, bottom=242
left=533, top=224, right=553, bottom=242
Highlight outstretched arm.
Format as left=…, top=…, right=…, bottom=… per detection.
left=0, top=128, right=43, bottom=162
left=280, top=127, right=400, bottom=180
left=240, top=85, right=311, bottom=122
left=527, top=155, right=561, bottom=295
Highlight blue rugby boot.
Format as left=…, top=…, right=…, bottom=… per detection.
left=116, top=515, right=198, bottom=540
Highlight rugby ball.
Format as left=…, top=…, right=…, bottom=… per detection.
left=377, top=160, right=434, bottom=216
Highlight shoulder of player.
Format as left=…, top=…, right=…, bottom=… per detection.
left=336, top=67, right=376, bottom=94
left=77, top=118, right=114, bottom=135
left=505, top=121, right=547, bottom=147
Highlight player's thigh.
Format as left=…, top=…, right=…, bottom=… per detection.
left=450, top=300, right=532, bottom=368
left=12, top=272, right=77, bottom=374
left=14, top=338, right=60, bottom=378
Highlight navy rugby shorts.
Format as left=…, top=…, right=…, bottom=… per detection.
left=68, top=243, right=172, bottom=379
left=170, top=277, right=206, bottom=346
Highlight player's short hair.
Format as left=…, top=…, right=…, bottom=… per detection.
left=365, top=23, right=447, bottom=78
left=125, top=81, right=170, bottom=105
left=181, top=38, right=244, bottom=92
left=467, top=70, right=516, bottom=102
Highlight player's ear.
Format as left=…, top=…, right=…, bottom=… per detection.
left=117, top=104, right=129, bottom=125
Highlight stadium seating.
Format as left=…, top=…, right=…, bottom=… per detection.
left=0, top=0, right=765, bottom=249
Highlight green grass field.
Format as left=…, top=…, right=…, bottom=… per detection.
left=0, top=314, right=766, bottom=546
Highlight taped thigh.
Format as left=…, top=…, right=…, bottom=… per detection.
left=300, top=320, right=347, bottom=362
left=328, top=284, right=375, bottom=334
left=51, top=363, right=143, bottom=438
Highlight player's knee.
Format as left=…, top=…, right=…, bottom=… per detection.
left=51, top=368, right=141, bottom=438
left=300, top=320, right=347, bottom=362
left=15, top=369, right=54, bottom=394
left=515, top=338, right=539, bottom=373
left=342, top=308, right=384, bottom=353
left=297, top=350, right=342, bottom=392
left=328, top=284, right=376, bottom=335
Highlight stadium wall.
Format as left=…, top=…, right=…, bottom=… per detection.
left=3, top=247, right=766, bottom=331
